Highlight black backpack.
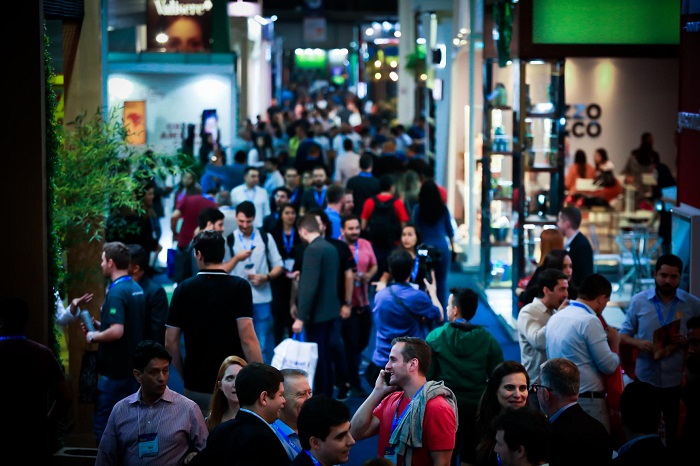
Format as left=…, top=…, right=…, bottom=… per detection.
left=366, top=196, right=401, bottom=249
left=226, top=229, right=272, bottom=271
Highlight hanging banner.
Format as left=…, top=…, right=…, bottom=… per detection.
left=146, top=0, right=214, bottom=52
left=304, top=17, right=327, bottom=42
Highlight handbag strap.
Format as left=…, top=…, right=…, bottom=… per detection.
left=388, top=285, right=426, bottom=328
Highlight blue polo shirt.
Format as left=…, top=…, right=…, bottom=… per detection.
left=620, top=288, right=700, bottom=387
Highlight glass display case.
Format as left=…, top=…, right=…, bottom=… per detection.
left=481, top=58, right=565, bottom=290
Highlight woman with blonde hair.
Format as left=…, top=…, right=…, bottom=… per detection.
left=205, top=355, right=247, bottom=431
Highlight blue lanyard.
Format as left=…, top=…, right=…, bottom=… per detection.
left=353, top=241, right=360, bottom=265
left=391, top=386, right=424, bottom=434
left=653, top=296, right=678, bottom=327
left=272, top=424, right=302, bottom=455
left=314, top=188, right=326, bottom=206
left=283, top=229, right=295, bottom=254
left=358, top=172, right=373, bottom=177
left=0, top=335, right=26, bottom=341
left=238, top=230, right=256, bottom=250
left=303, top=450, right=321, bottom=466
left=109, top=275, right=132, bottom=291
left=245, top=187, right=256, bottom=202
left=569, top=301, right=593, bottom=315
left=290, top=188, right=299, bottom=204
left=454, top=318, right=467, bottom=324
left=202, top=193, right=216, bottom=202
left=411, top=256, right=420, bottom=282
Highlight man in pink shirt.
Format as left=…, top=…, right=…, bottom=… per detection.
left=340, top=214, right=378, bottom=396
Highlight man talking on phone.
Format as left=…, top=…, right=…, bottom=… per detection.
left=350, top=336, right=458, bottom=466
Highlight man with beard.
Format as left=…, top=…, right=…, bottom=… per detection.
left=517, top=269, right=570, bottom=384
left=620, top=254, right=700, bottom=451
left=299, top=165, right=328, bottom=216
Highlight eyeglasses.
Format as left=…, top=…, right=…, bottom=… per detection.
left=531, top=383, right=551, bottom=394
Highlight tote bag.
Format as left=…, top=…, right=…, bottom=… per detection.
left=271, top=333, right=318, bottom=389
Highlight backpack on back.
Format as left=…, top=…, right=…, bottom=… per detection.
left=226, top=228, right=272, bottom=271
left=366, top=196, right=401, bottom=249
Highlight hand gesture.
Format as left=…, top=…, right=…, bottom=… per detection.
left=292, top=318, right=304, bottom=334
left=70, top=293, right=94, bottom=314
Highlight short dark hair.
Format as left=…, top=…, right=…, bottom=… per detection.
left=0, top=296, right=29, bottom=334
left=103, top=241, right=131, bottom=270
left=379, top=174, right=394, bottom=192
left=297, top=395, right=351, bottom=450
left=284, top=166, right=299, bottom=176
left=127, top=244, right=149, bottom=272
left=198, top=207, right=224, bottom=229
left=577, top=273, right=612, bottom=300
left=540, top=358, right=580, bottom=397
left=133, top=340, right=172, bottom=373
left=388, top=249, right=414, bottom=282
left=688, top=316, right=700, bottom=332
left=492, top=407, right=552, bottom=465
left=342, top=138, right=354, bottom=151
left=235, top=362, right=284, bottom=407
left=236, top=200, right=257, bottom=218
left=655, top=253, right=683, bottom=274
left=359, top=153, right=374, bottom=170
left=535, top=269, right=569, bottom=299
left=449, top=287, right=479, bottom=320
left=341, top=214, right=360, bottom=228
left=266, top=157, right=280, bottom=168
left=234, top=150, right=247, bottom=164
left=390, top=336, right=432, bottom=375
left=326, top=184, right=345, bottom=204
left=559, top=206, right=582, bottom=230
left=244, top=166, right=260, bottom=176
left=620, top=381, right=661, bottom=434
left=192, top=230, right=225, bottom=264
left=298, top=213, right=321, bottom=233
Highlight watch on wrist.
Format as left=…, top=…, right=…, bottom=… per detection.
left=345, top=300, right=352, bottom=307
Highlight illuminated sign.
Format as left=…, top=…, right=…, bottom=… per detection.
left=153, top=0, right=213, bottom=16
left=532, top=0, right=679, bottom=45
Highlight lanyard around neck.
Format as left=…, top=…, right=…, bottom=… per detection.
left=653, top=296, right=678, bottom=327
left=391, top=386, right=424, bottom=434
left=283, top=229, right=295, bottom=254
left=314, top=188, right=326, bottom=206
left=109, top=275, right=132, bottom=291
left=569, top=301, right=593, bottom=315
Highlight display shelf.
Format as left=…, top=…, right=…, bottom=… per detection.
left=481, top=58, right=519, bottom=292
left=482, top=59, right=565, bottom=300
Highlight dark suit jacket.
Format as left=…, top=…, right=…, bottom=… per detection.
left=612, top=435, right=669, bottom=466
left=193, top=410, right=290, bottom=466
left=290, top=451, right=315, bottom=466
left=298, top=236, right=340, bottom=324
left=549, top=403, right=612, bottom=466
left=568, top=231, right=594, bottom=288
left=137, top=274, right=168, bottom=345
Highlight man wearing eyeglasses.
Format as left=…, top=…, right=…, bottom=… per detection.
left=545, top=273, right=620, bottom=432
left=535, top=358, right=612, bottom=466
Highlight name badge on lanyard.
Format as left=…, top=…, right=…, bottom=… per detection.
left=138, top=433, right=159, bottom=458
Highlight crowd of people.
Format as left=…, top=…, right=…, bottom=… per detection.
left=6, top=104, right=698, bottom=465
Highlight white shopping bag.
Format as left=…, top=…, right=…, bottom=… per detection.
left=271, top=333, right=318, bottom=389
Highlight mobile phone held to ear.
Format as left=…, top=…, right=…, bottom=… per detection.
left=384, top=371, right=392, bottom=386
